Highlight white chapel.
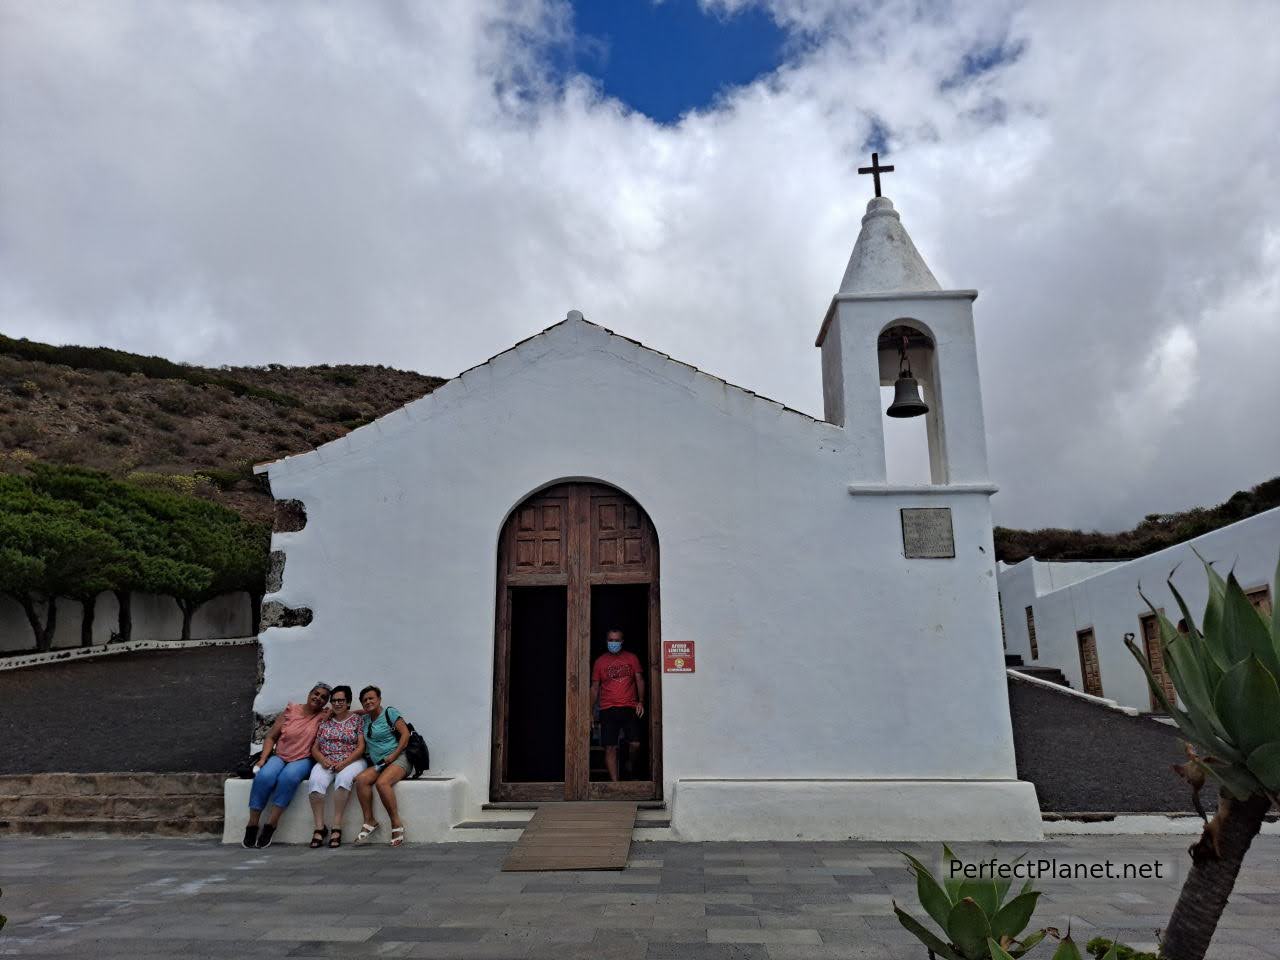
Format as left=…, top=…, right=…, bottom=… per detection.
left=232, top=188, right=1044, bottom=843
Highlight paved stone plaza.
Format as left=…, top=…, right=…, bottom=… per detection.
left=2, top=836, right=1277, bottom=959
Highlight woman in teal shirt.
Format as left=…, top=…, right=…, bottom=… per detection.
left=353, top=685, right=411, bottom=846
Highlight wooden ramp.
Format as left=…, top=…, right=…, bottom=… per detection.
left=501, top=802, right=637, bottom=871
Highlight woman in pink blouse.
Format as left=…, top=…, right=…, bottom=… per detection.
left=305, top=685, right=366, bottom=848
left=243, top=682, right=331, bottom=849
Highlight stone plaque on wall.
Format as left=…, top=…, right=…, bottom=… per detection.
left=901, top=507, right=955, bottom=558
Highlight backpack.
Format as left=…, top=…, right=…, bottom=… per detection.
left=366, top=708, right=430, bottom=778
left=402, top=722, right=430, bottom=779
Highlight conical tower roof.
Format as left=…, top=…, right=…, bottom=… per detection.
left=838, top=196, right=939, bottom=295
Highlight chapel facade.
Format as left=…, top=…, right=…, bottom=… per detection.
left=238, top=192, right=1044, bottom=842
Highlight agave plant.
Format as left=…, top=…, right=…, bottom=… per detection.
left=893, top=845, right=1047, bottom=959
left=1125, top=553, right=1280, bottom=960
left=990, top=930, right=1119, bottom=960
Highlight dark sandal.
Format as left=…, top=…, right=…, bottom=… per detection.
left=328, top=828, right=343, bottom=848
left=309, top=827, right=329, bottom=848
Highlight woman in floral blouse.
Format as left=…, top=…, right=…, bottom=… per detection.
left=305, top=685, right=366, bottom=848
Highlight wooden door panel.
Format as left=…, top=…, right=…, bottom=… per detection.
left=494, top=483, right=661, bottom=803
left=591, top=494, right=650, bottom=576
left=510, top=497, right=568, bottom=577
left=1140, top=614, right=1176, bottom=711
left=1076, top=628, right=1103, bottom=698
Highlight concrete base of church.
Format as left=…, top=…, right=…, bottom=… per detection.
left=223, top=776, right=1044, bottom=844
left=671, top=779, right=1044, bottom=841
left=221, top=776, right=467, bottom=845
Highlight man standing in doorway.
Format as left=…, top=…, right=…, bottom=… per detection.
left=590, top=628, right=645, bottom=781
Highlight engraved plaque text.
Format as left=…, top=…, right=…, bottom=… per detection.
left=901, top=507, right=955, bottom=559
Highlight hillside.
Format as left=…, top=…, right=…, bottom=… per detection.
left=1, top=332, right=1276, bottom=559
left=0, top=334, right=444, bottom=524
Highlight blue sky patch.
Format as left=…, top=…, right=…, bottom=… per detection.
left=565, top=0, right=789, bottom=123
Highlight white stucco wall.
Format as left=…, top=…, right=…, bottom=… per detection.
left=258, top=316, right=1027, bottom=833
left=997, top=509, right=1280, bottom=709
left=0, top=590, right=251, bottom=652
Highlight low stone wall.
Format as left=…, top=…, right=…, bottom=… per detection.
left=0, top=590, right=252, bottom=653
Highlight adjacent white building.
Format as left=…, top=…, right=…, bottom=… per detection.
left=998, top=508, right=1279, bottom=712
left=229, top=192, right=1044, bottom=843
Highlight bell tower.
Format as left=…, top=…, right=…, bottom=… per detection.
left=816, top=172, right=991, bottom=487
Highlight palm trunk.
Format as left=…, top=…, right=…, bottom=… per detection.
left=1160, top=792, right=1273, bottom=960
left=80, top=594, right=97, bottom=647
left=115, top=590, right=132, bottom=643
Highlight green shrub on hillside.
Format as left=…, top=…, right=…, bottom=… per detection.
left=0, top=333, right=303, bottom=408
left=995, top=476, right=1280, bottom=563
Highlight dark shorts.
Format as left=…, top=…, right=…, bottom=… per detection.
left=599, top=706, right=640, bottom=746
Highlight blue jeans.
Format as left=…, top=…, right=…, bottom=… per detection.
left=248, top=756, right=314, bottom=812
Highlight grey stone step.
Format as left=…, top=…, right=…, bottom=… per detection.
left=454, top=816, right=672, bottom=830
left=0, top=792, right=223, bottom=819
left=0, top=815, right=223, bottom=837
left=482, top=800, right=667, bottom=810
left=0, top=772, right=227, bottom=796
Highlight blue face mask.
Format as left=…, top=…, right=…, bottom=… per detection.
left=606, top=640, right=623, bottom=654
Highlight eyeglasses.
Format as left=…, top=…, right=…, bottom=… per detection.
left=330, top=698, right=348, bottom=704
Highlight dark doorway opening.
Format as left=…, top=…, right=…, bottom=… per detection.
left=506, top=586, right=567, bottom=783
left=589, top=583, right=651, bottom=782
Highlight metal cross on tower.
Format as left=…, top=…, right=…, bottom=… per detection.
left=857, top=151, right=894, bottom=198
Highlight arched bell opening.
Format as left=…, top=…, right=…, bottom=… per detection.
left=877, top=320, right=948, bottom=484
left=490, top=481, right=662, bottom=802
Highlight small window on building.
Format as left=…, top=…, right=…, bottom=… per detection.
left=1246, top=585, right=1272, bottom=618
left=1024, top=606, right=1038, bottom=660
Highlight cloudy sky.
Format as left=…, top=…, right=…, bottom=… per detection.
left=2, top=0, right=1277, bottom=531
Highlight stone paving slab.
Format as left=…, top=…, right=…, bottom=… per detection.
left=0, top=837, right=1277, bottom=959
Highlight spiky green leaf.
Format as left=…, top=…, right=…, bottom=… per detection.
left=1223, top=571, right=1280, bottom=678
left=1246, top=740, right=1280, bottom=793
left=1198, top=755, right=1264, bottom=802
left=1009, top=928, right=1048, bottom=957
left=989, top=891, right=1041, bottom=942
left=957, top=875, right=1001, bottom=920
left=1049, top=935, right=1084, bottom=960
left=1195, top=551, right=1232, bottom=671
left=942, top=843, right=965, bottom=903
left=1213, top=656, right=1280, bottom=757
left=988, top=937, right=1017, bottom=960
left=902, top=851, right=954, bottom=933
left=894, top=902, right=963, bottom=960
left=947, top=898, right=993, bottom=960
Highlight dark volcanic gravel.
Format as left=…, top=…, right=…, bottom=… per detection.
left=0, top=645, right=257, bottom=774
left=1008, top=676, right=1215, bottom=813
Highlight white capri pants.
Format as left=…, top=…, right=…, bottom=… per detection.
left=307, top=758, right=368, bottom=795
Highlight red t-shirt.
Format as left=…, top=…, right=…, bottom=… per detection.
left=592, top=651, right=643, bottom=709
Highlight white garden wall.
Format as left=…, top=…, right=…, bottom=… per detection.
left=997, top=508, right=1280, bottom=710
left=0, top=590, right=253, bottom=653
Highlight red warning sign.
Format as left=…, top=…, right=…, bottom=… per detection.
left=663, top=641, right=695, bottom=673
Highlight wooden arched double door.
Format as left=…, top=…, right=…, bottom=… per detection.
left=491, top=482, right=662, bottom=801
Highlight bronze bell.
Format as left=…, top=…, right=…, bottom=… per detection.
left=886, top=372, right=929, bottom=418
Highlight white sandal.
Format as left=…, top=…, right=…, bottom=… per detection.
left=390, top=826, right=406, bottom=847
left=356, top=822, right=379, bottom=843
